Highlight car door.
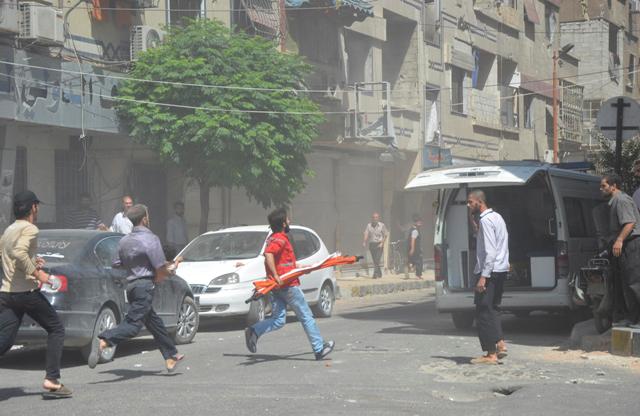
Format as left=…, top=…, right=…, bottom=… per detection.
left=93, top=236, right=128, bottom=318
left=289, top=229, right=324, bottom=302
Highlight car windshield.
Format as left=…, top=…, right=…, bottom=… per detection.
left=37, top=232, right=93, bottom=263
left=181, top=232, right=267, bottom=261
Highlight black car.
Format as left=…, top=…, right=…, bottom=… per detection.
left=15, top=230, right=199, bottom=363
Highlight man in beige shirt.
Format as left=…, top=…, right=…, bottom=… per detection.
left=0, top=191, right=72, bottom=398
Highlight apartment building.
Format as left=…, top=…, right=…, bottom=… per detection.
left=561, top=0, right=640, bottom=147
left=422, top=0, right=577, bottom=163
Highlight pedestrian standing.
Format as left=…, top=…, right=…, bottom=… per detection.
left=467, top=190, right=509, bottom=365
left=244, top=208, right=334, bottom=360
left=166, top=201, right=189, bottom=253
left=110, top=195, right=134, bottom=234
left=632, top=159, right=640, bottom=211
left=600, top=174, right=640, bottom=328
left=87, top=204, right=185, bottom=371
left=407, top=214, right=424, bottom=279
left=0, top=191, right=72, bottom=398
left=64, top=193, right=107, bottom=230
left=362, top=213, right=387, bottom=279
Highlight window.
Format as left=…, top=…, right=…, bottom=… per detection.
left=524, top=94, right=534, bottom=129
left=451, top=67, right=466, bottom=115
left=346, top=32, right=374, bottom=85
left=424, top=0, right=441, bottom=46
left=289, top=229, right=320, bottom=260
left=54, top=137, right=89, bottom=226
left=563, top=198, right=599, bottom=238
left=14, top=146, right=27, bottom=194
left=94, top=237, right=122, bottom=268
left=544, top=6, right=557, bottom=43
left=169, top=0, right=202, bottom=26
left=609, top=25, right=619, bottom=56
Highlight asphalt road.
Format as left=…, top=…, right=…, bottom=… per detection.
left=1, top=289, right=639, bottom=415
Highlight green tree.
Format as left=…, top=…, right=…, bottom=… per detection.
left=117, top=19, right=323, bottom=233
left=590, top=136, right=640, bottom=194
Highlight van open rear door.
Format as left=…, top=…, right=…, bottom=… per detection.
left=405, top=164, right=543, bottom=191
left=405, top=163, right=549, bottom=292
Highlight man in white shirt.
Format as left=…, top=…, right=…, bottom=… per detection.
left=467, top=190, right=509, bottom=365
left=362, top=213, right=388, bottom=279
left=110, top=195, right=134, bottom=234
left=166, top=201, right=189, bottom=253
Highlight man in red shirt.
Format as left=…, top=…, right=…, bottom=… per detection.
left=245, top=208, right=334, bottom=360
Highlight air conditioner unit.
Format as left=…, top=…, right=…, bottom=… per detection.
left=0, top=0, right=20, bottom=34
left=19, top=2, right=64, bottom=45
left=130, top=25, right=165, bottom=61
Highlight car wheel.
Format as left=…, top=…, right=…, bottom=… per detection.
left=312, top=282, right=334, bottom=318
left=246, top=297, right=267, bottom=326
left=174, top=296, right=199, bottom=345
left=451, top=312, right=474, bottom=329
left=81, top=306, right=118, bottom=364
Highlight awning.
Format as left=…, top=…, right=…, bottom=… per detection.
left=285, top=0, right=374, bottom=17
left=520, top=73, right=553, bottom=99
left=524, top=0, right=540, bottom=24
left=241, top=0, right=280, bottom=34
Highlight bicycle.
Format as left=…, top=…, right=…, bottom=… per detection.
left=389, top=240, right=406, bottom=275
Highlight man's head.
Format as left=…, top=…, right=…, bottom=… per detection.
left=371, top=212, right=380, bottom=225
left=79, top=193, right=92, bottom=210
left=127, top=204, right=150, bottom=227
left=122, top=195, right=133, bottom=214
left=268, top=207, right=290, bottom=233
left=174, top=201, right=185, bottom=217
left=412, top=213, right=423, bottom=227
left=13, top=190, right=40, bottom=222
left=600, top=173, right=622, bottom=198
left=467, top=190, right=488, bottom=215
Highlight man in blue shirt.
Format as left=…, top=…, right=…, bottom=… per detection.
left=467, top=190, right=509, bottom=365
left=87, top=204, right=184, bottom=372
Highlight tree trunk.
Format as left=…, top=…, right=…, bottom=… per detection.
left=199, top=180, right=210, bottom=235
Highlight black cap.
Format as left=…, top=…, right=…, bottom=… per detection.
left=14, top=190, right=40, bottom=207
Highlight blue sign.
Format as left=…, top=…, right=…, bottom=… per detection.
left=423, top=144, right=452, bottom=170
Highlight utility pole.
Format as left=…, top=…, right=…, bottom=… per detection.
left=279, top=0, right=287, bottom=52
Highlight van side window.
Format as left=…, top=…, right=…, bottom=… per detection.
left=563, top=197, right=599, bottom=238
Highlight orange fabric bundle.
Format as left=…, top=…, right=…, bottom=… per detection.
left=246, top=253, right=361, bottom=303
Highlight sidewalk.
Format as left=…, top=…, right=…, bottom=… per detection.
left=336, top=268, right=435, bottom=299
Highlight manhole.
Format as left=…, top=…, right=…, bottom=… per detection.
left=492, top=385, right=523, bottom=396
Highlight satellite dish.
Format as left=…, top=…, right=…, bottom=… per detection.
left=146, top=29, right=161, bottom=49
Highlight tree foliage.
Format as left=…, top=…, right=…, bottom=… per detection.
left=590, top=137, right=640, bottom=194
left=117, top=19, right=323, bottom=230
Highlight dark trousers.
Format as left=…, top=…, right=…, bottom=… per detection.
left=616, top=238, right=640, bottom=323
left=0, top=290, right=65, bottom=380
left=474, top=272, right=505, bottom=353
left=99, top=279, right=177, bottom=360
left=409, top=253, right=423, bottom=277
left=369, top=243, right=383, bottom=278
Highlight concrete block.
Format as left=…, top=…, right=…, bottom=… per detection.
left=569, top=319, right=610, bottom=351
left=611, top=327, right=640, bottom=357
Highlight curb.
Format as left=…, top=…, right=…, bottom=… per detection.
left=336, top=280, right=435, bottom=299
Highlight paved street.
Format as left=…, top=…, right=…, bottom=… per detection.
left=1, top=289, right=639, bottom=415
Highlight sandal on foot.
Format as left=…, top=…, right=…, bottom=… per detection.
left=42, top=384, right=73, bottom=399
left=470, top=355, right=498, bottom=365
left=167, top=353, right=185, bottom=373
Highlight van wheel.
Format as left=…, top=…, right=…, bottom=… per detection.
left=451, top=312, right=474, bottom=329
left=593, top=312, right=612, bottom=334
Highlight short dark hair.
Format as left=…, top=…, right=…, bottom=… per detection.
left=127, top=204, right=148, bottom=226
left=174, top=201, right=184, bottom=208
left=412, top=213, right=421, bottom=223
left=268, top=208, right=288, bottom=232
left=14, top=202, right=34, bottom=219
left=602, top=173, right=623, bottom=189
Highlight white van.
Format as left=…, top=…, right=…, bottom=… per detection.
left=405, top=162, right=605, bottom=328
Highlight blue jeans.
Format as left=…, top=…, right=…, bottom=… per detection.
left=251, top=286, right=324, bottom=353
